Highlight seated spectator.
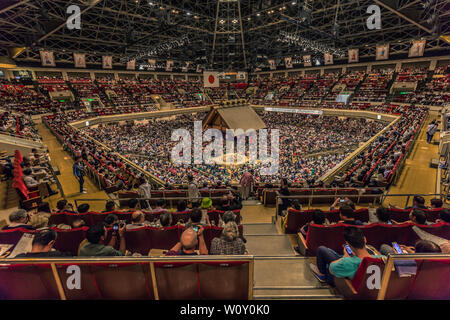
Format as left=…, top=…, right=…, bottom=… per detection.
left=380, top=239, right=442, bottom=255
left=337, top=205, right=363, bottom=225
left=166, top=227, right=208, bottom=255
left=103, top=201, right=116, bottom=213
left=2, top=209, right=34, bottom=230
left=437, top=208, right=450, bottom=223
left=123, top=198, right=141, bottom=213
left=154, top=211, right=173, bottom=228
left=79, top=222, right=126, bottom=256
left=393, top=208, right=427, bottom=225
left=309, top=227, right=385, bottom=285
left=104, top=213, right=119, bottom=228
left=299, top=209, right=328, bottom=237
left=55, top=199, right=76, bottom=213
left=175, top=200, right=189, bottom=213
left=152, top=199, right=168, bottom=213
left=30, top=214, right=49, bottom=230
left=77, top=203, right=90, bottom=214
left=185, top=208, right=209, bottom=228
left=368, top=206, right=392, bottom=224
left=210, top=221, right=246, bottom=255
left=430, top=198, right=443, bottom=209
left=405, top=195, right=428, bottom=210
left=23, top=168, right=58, bottom=196
left=330, top=197, right=355, bottom=211
left=126, top=212, right=151, bottom=229
left=15, top=229, right=71, bottom=258
left=218, top=210, right=238, bottom=227
left=72, top=219, right=86, bottom=229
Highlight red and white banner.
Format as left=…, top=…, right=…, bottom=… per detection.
left=74, top=53, right=86, bottom=68
left=40, top=50, right=56, bottom=67
left=284, top=57, right=293, bottom=69
left=409, top=40, right=426, bottom=57
left=348, top=49, right=359, bottom=63
left=376, top=44, right=389, bottom=60
left=303, top=55, right=312, bottom=67
left=203, top=71, right=219, bottom=88
left=102, top=56, right=112, bottom=69
left=324, top=53, right=333, bottom=65
left=126, top=59, right=136, bottom=70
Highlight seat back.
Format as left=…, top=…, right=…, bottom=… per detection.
left=53, top=227, right=87, bottom=256
left=124, top=227, right=152, bottom=255
left=198, top=261, right=250, bottom=300
left=0, top=264, right=60, bottom=299
left=154, top=261, right=200, bottom=299
left=361, top=223, right=413, bottom=249
left=55, top=262, right=154, bottom=300
left=148, top=226, right=181, bottom=250
left=172, top=211, right=190, bottom=225
left=285, top=209, right=314, bottom=234
left=389, top=208, right=411, bottom=223
left=305, top=224, right=344, bottom=255
left=407, top=259, right=450, bottom=300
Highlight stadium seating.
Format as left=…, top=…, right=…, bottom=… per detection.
left=0, top=257, right=253, bottom=300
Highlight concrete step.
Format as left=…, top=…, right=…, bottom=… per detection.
left=253, top=287, right=342, bottom=300
left=245, top=235, right=295, bottom=256
left=243, top=223, right=279, bottom=235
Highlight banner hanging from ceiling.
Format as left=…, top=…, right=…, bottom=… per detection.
left=204, top=71, right=219, bottom=88
left=40, top=50, right=56, bottom=67
left=182, top=61, right=190, bottom=72
left=166, top=60, right=174, bottom=72
left=324, top=53, right=333, bottom=65
left=126, top=59, right=136, bottom=70
left=348, top=49, right=359, bottom=63
left=376, top=44, right=390, bottom=60
left=148, top=59, right=156, bottom=70
left=268, top=59, right=276, bottom=70
left=74, top=53, right=86, bottom=68
left=284, top=57, right=293, bottom=69
left=102, top=56, right=112, bottom=69
left=303, top=55, right=312, bottom=67
left=409, top=40, right=426, bottom=57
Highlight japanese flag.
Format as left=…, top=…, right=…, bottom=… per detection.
left=204, top=71, right=219, bottom=88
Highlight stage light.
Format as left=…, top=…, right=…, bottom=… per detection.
left=256, top=13, right=261, bottom=17
left=186, top=12, right=192, bottom=16
left=232, top=19, right=238, bottom=24
left=291, top=1, right=297, bottom=5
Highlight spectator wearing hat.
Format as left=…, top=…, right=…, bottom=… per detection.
left=2, top=209, right=34, bottom=230
left=200, top=197, right=213, bottom=225
left=210, top=221, right=246, bottom=255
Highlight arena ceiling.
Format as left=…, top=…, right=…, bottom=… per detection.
left=0, top=0, right=449, bottom=71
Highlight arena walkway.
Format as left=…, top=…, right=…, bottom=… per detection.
left=384, top=113, right=440, bottom=208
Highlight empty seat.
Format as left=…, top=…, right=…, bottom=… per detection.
left=148, top=226, right=181, bottom=250
left=53, top=227, right=87, bottom=256
left=125, top=227, right=152, bottom=255
left=154, top=261, right=199, bottom=300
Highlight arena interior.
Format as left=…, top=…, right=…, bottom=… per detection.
left=0, top=0, right=450, bottom=304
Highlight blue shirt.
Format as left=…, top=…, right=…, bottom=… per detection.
left=330, top=255, right=385, bottom=279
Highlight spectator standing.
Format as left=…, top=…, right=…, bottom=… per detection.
left=73, top=156, right=86, bottom=194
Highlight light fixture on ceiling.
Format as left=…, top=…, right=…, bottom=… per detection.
left=0, top=56, right=17, bottom=69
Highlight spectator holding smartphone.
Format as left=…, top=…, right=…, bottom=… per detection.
left=79, top=222, right=127, bottom=256
left=166, top=227, right=208, bottom=256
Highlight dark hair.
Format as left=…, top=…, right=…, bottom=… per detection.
left=430, top=198, right=443, bottom=208
left=411, top=209, right=427, bottom=225
left=159, top=212, right=172, bottom=227
left=75, top=156, right=82, bottom=161
left=376, top=207, right=391, bottom=223
left=343, top=227, right=365, bottom=249
left=191, top=201, right=200, bottom=209
left=105, top=201, right=115, bottom=212
left=23, top=168, right=32, bottom=175
left=222, top=211, right=236, bottom=224
left=343, top=199, right=356, bottom=210
left=156, top=199, right=165, bottom=208
left=340, top=205, right=355, bottom=219
left=177, top=200, right=187, bottom=212
left=56, top=200, right=68, bottom=211
left=413, top=195, right=425, bottom=205
left=77, top=203, right=90, bottom=214
left=104, top=214, right=118, bottom=226
left=291, top=200, right=301, bottom=211
left=190, top=208, right=202, bottom=223
left=37, top=202, right=51, bottom=213
left=86, top=223, right=106, bottom=244
left=131, top=212, right=144, bottom=223
left=312, top=210, right=325, bottom=225
left=440, top=208, right=450, bottom=223
left=128, top=198, right=138, bottom=209
left=414, top=240, right=441, bottom=253
left=32, top=229, right=57, bottom=247
left=187, top=175, right=193, bottom=182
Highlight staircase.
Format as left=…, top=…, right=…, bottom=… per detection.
left=243, top=222, right=343, bottom=300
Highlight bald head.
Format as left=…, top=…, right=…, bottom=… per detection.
left=180, top=228, right=198, bottom=250
left=131, top=211, right=144, bottom=223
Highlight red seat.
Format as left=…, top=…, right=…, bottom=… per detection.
left=148, top=226, right=181, bottom=250
left=52, top=227, right=87, bottom=256
left=407, top=259, right=450, bottom=300
left=124, top=227, right=152, bottom=255
left=154, top=261, right=199, bottom=300
left=0, top=264, right=60, bottom=299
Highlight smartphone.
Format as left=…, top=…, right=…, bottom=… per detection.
left=344, top=244, right=353, bottom=256
left=113, top=224, right=119, bottom=232
left=392, top=242, right=403, bottom=254
left=192, top=225, right=199, bottom=233
left=339, top=199, right=345, bottom=203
